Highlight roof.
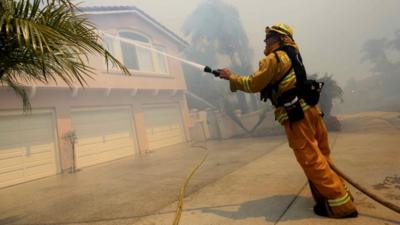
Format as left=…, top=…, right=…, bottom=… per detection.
left=78, top=5, right=189, bottom=48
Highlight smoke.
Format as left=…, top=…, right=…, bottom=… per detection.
left=181, top=0, right=258, bottom=114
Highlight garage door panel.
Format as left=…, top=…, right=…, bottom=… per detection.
left=149, top=135, right=183, bottom=146
left=25, top=163, right=55, bottom=175
left=0, top=169, right=25, bottom=188
left=0, top=129, right=53, bottom=149
left=74, top=127, right=105, bottom=138
left=72, top=108, right=136, bottom=169
left=76, top=147, right=132, bottom=168
left=76, top=145, right=126, bottom=158
left=73, top=110, right=129, bottom=121
left=25, top=166, right=55, bottom=180
left=0, top=117, right=19, bottom=131
left=76, top=136, right=104, bottom=146
left=148, top=134, right=182, bottom=143
left=104, top=132, right=132, bottom=141
left=73, top=110, right=129, bottom=122
left=0, top=162, right=24, bottom=176
left=0, top=156, right=25, bottom=176
left=76, top=130, right=128, bottom=140
left=25, top=163, right=55, bottom=174
left=76, top=135, right=133, bottom=150
left=0, top=112, right=57, bottom=188
left=103, top=137, right=133, bottom=148
left=149, top=140, right=179, bottom=150
left=74, top=123, right=129, bottom=132
left=0, top=132, right=21, bottom=146
left=76, top=138, right=133, bottom=157
left=75, top=123, right=130, bottom=137
left=147, top=129, right=182, bottom=140
left=26, top=152, right=55, bottom=165
left=98, top=147, right=132, bottom=160
left=0, top=129, right=53, bottom=146
left=0, top=115, right=50, bottom=131
left=0, top=146, right=25, bottom=158
left=28, top=143, right=54, bottom=154
left=21, top=129, right=53, bottom=141
left=0, top=161, right=24, bottom=173
left=144, top=106, right=185, bottom=150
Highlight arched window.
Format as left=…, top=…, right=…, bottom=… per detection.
left=101, top=30, right=169, bottom=75
left=119, top=31, right=154, bottom=72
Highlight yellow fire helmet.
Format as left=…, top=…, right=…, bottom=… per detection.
left=265, top=23, right=294, bottom=38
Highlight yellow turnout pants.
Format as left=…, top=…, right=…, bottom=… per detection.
left=283, top=106, right=357, bottom=218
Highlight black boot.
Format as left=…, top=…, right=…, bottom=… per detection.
left=313, top=202, right=328, bottom=217
left=313, top=202, right=358, bottom=218
left=343, top=210, right=358, bottom=218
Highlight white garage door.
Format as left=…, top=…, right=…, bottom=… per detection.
left=72, top=107, right=136, bottom=169
left=0, top=112, right=58, bottom=188
left=144, top=105, right=186, bottom=150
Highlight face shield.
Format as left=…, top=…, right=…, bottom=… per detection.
left=264, top=31, right=280, bottom=45
left=263, top=31, right=282, bottom=56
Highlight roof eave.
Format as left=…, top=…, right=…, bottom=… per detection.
left=78, top=6, right=189, bottom=49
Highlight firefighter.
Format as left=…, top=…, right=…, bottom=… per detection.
left=218, top=23, right=358, bottom=218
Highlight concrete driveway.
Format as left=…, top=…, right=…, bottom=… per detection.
left=1, top=111, right=400, bottom=225
left=0, top=136, right=286, bottom=225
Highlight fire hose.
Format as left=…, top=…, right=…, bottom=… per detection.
left=329, top=162, right=400, bottom=214
left=172, top=143, right=208, bottom=225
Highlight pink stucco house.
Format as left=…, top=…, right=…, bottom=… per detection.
left=0, top=6, right=192, bottom=188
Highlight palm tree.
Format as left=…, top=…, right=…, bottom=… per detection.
left=0, top=0, right=129, bottom=109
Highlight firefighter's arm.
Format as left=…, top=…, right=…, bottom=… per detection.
left=219, top=54, right=278, bottom=93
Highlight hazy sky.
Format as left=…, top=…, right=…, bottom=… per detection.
left=82, top=0, right=400, bottom=85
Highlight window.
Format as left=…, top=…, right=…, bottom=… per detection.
left=119, top=31, right=145, bottom=71
left=102, top=34, right=116, bottom=69
left=135, top=43, right=155, bottom=72
left=101, top=30, right=170, bottom=75
left=103, top=35, right=114, bottom=52
left=154, top=46, right=168, bottom=74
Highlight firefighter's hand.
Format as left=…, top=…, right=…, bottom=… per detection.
left=218, top=68, right=233, bottom=80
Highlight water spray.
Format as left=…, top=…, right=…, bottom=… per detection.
left=101, top=32, right=221, bottom=78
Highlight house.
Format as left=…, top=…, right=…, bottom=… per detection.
left=0, top=6, right=191, bottom=188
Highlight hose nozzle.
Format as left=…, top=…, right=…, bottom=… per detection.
left=204, top=66, right=220, bottom=77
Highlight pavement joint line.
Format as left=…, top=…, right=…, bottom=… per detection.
left=273, top=181, right=308, bottom=225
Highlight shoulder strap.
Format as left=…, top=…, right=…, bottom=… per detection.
left=269, top=49, right=294, bottom=90
left=271, top=65, right=292, bottom=91
left=259, top=48, right=304, bottom=102
left=273, top=52, right=281, bottom=63
left=259, top=57, right=293, bottom=102
left=277, top=45, right=307, bottom=87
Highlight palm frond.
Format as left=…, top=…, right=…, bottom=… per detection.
left=0, top=0, right=130, bottom=109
